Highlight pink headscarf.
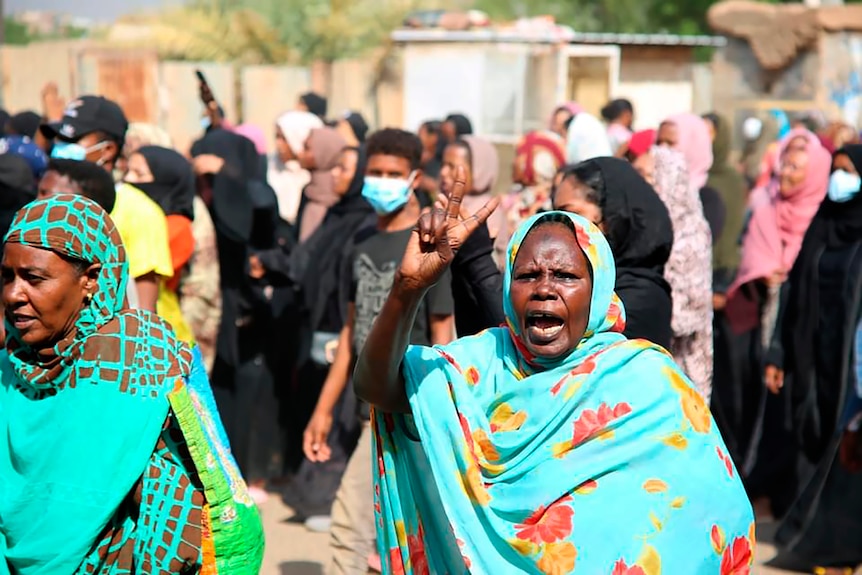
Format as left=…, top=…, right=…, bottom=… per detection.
left=725, top=130, right=831, bottom=332
left=233, top=123, right=267, bottom=155
left=461, top=135, right=505, bottom=240
left=664, top=114, right=713, bottom=191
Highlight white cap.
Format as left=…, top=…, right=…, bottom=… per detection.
left=743, top=117, right=763, bottom=141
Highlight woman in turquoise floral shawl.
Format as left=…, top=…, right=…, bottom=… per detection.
left=355, top=173, right=754, bottom=574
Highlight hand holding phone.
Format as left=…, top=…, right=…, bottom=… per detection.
left=196, top=69, right=222, bottom=128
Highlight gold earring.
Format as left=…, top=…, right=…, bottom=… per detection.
left=84, top=293, right=93, bottom=305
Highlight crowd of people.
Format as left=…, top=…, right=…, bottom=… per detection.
left=0, top=80, right=859, bottom=575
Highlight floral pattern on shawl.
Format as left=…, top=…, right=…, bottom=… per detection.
left=651, top=147, right=714, bottom=400
left=372, top=211, right=754, bottom=574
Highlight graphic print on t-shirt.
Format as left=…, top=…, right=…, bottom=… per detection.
left=352, top=252, right=398, bottom=353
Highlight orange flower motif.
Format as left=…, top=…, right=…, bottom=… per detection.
left=571, top=402, right=632, bottom=446
left=612, top=560, right=647, bottom=575
left=720, top=536, right=753, bottom=575
left=711, top=525, right=727, bottom=555
left=716, top=447, right=734, bottom=478
left=667, top=367, right=711, bottom=433
left=515, top=495, right=574, bottom=545
left=642, top=479, right=668, bottom=494
left=490, top=403, right=527, bottom=432
left=462, top=463, right=491, bottom=505
left=574, top=479, right=598, bottom=495
left=473, top=429, right=501, bottom=463
left=537, top=541, right=577, bottom=575
left=661, top=432, right=688, bottom=450
left=464, top=366, right=480, bottom=386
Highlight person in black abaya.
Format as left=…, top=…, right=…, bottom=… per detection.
left=553, top=157, right=674, bottom=348
left=764, top=145, right=862, bottom=573
left=277, top=146, right=374, bottom=526
left=191, top=127, right=285, bottom=501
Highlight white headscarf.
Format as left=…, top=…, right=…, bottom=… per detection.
left=276, top=111, right=323, bottom=156
left=566, top=112, right=613, bottom=164
left=268, top=111, right=324, bottom=224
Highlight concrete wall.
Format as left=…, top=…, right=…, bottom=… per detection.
left=618, top=45, right=697, bottom=130
left=819, top=31, right=862, bottom=127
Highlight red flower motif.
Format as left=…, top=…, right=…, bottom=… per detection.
left=720, top=536, right=753, bottom=575
left=437, top=349, right=463, bottom=373
left=515, top=494, right=574, bottom=545
left=456, top=538, right=472, bottom=569
left=608, top=299, right=626, bottom=333
left=388, top=548, right=406, bottom=575
left=612, top=560, right=646, bottom=575
left=406, top=531, right=429, bottom=575
left=465, top=366, right=480, bottom=386
left=716, top=447, right=734, bottom=478
left=570, top=402, right=633, bottom=446
left=575, top=225, right=593, bottom=249
left=551, top=356, right=598, bottom=395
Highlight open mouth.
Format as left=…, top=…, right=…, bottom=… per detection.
left=525, top=311, right=565, bottom=343
left=10, top=314, right=35, bottom=329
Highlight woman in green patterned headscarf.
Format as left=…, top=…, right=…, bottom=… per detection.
left=0, top=194, right=263, bottom=574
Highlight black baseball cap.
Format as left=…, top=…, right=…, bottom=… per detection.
left=40, top=95, right=129, bottom=144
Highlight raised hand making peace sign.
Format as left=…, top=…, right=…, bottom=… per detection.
left=397, top=166, right=500, bottom=294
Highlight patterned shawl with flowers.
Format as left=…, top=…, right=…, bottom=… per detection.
left=372, top=211, right=755, bottom=574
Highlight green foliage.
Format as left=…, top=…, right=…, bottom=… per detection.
left=4, top=19, right=34, bottom=45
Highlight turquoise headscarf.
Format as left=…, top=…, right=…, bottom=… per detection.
left=1, top=196, right=218, bottom=574
left=372, top=211, right=754, bottom=574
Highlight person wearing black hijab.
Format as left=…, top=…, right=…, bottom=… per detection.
left=7, top=111, right=41, bottom=139
left=761, top=145, right=862, bottom=571
left=132, top=146, right=196, bottom=220
left=553, top=157, right=674, bottom=348
left=299, top=92, right=328, bottom=122
left=191, top=127, right=286, bottom=499
left=278, top=146, right=374, bottom=526
left=442, top=113, right=473, bottom=143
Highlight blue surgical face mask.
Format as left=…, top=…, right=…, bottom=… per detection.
left=361, top=173, right=415, bottom=215
left=828, top=169, right=861, bottom=203
left=50, top=140, right=108, bottom=164
left=201, top=116, right=212, bottom=131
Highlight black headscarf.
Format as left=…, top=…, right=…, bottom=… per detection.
left=190, top=128, right=259, bottom=244
left=775, top=144, right=862, bottom=461
left=445, top=114, right=473, bottom=138
left=816, top=145, right=862, bottom=247
left=589, top=157, right=674, bottom=270
left=190, top=129, right=259, bottom=369
left=135, top=146, right=196, bottom=220
left=292, top=147, right=373, bottom=333
left=301, top=93, right=328, bottom=120
left=191, top=128, right=261, bottom=182
left=7, top=111, right=41, bottom=139
left=572, top=157, right=674, bottom=347
left=343, top=112, right=369, bottom=143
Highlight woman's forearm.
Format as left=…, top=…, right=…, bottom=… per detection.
left=354, top=278, right=427, bottom=413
